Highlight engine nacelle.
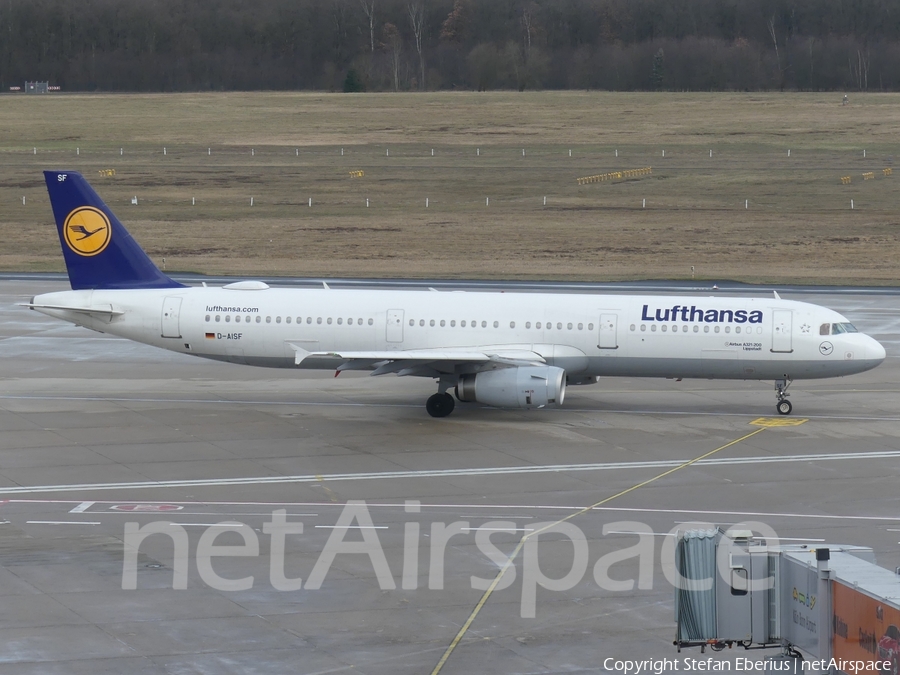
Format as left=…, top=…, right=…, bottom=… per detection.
left=456, top=366, right=566, bottom=409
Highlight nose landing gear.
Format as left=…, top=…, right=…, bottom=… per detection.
left=775, top=378, right=793, bottom=415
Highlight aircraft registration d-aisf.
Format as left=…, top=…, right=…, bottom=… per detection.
left=25, top=171, right=885, bottom=418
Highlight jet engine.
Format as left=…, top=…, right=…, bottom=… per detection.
left=455, top=366, right=566, bottom=409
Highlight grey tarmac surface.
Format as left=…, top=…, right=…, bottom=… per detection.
left=1, top=278, right=900, bottom=675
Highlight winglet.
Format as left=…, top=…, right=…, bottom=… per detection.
left=773, top=290, right=781, bottom=299
left=43, top=171, right=184, bottom=290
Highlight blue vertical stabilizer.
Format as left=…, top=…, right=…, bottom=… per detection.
left=43, top=170, right=184, bottom=290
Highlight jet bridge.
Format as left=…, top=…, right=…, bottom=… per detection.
left=674, top=529, right=900, bottom=675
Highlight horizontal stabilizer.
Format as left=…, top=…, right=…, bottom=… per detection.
left=18, top=302, right=124, bottom=318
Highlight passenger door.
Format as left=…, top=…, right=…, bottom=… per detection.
left=771, top=310, right=793, bottom=353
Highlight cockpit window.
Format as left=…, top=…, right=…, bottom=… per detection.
left=820, top=323, right=831, bottom=335
left=831, top=322, right=858, bottom=335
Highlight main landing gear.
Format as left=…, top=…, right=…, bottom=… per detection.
left=426, top=375, right=458, bottom=418
left=775, top=378, right=793, bottom=415
left=426, top=392, right=455, bottom=418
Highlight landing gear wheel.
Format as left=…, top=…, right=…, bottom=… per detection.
left=426, top=392, right=455, bottom=418
left=776, top=399, right=793, bottom=415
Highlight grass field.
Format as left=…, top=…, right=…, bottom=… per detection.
left=1, top=91, right=899, bottom=283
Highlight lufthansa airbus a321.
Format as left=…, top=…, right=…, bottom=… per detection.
left=23, top=171, right=885, bottom=417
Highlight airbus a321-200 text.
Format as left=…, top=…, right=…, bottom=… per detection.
left=23, top=171, right=885, bottom=417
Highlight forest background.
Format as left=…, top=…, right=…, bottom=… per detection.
left=2, top=0, right=899, bottom=93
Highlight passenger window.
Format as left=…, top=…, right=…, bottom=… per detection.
left=536, top=322, right=542, bottom=329
left=493, top=321, right=499, bottom=328
left=588, top=323, right=594, bottom=331
left=735, top=326, right=740, bottom=334
left=225, top=316, right=231, bottom=323
left=651, top=325, right=657, bottom=332
left=567, top=323, right=573, bottom=330
left=510, top=321, right=516, bottom=328
left=266, top=316, right=271, bottom=323
left=440, top=320, right=445, bottom=327
left=661, top=325, right=667, bottom=332
left=205, top=315, right=210, bottom=322
left=630, top=324, right=635, bottom=331
left=714, top=326, right=720, bottom=333
left=725, top=326, right=730, bottom=333
left=461, top=320, right=466, bottom=327
left=481, top=321, right=487, bottom=328
left=296, top=317, right=301, bottom=324
left=276, top=316, right=281, bottom=324
left=704, top=325, right=709, bottom=333
left=557, top=323, right=562, bottom=330
left=640, top=324, right=646, bottom=332
left=256, top=316, right=261, bottom=324
left=450, top=320, right=456, bottom=327
left=693, top=326, right=699, bottom=333
left=307, top=317, right=312, bottom=324
left=820, top=323, right=830, bottom=336
left=327, top=318, right=332, bottom=324
left=368, top=318, right=373, bottom=325
left=430, top=320, right=435, bottom=327
left=338, top=318, right=343, bottom=325
left=235, top=316, right=241, bottom=323
left=578, top=323, right=583, bottom=330
left=408, top=319, right=413, bottom=326
left=317, top=317, right=322, bottom=324
left=420, top=319, right=425, bottom=327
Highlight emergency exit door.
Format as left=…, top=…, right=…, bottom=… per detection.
left=386, top=309, right=404, bottom=343
left=598, top=313, right=618, bottom=349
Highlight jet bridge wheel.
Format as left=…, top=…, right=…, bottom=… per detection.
left=776, top=399, right=793, bottom=415
left=426, top=392, right=456, bottom=418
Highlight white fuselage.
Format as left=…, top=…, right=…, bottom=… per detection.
left=31, top=285, right=886, bottom=382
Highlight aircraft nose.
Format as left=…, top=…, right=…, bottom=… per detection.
left=867, top=336, right=886, bottom=363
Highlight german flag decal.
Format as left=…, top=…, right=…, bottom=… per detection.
left=205, top=333, right=215, bottom=339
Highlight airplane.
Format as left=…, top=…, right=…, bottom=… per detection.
left=22, top=170, right=886, bottom=418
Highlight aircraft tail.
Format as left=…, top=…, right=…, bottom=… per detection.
left=43, top=170, right=184, bottom=290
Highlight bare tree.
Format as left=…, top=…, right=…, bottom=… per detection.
left=381, top=21, right=402, bottom=91
left=767, top=15, right=782, bottom=88
left=360, top=0, right=376, bottom=54
left=407, top=1, right=425, bottom=90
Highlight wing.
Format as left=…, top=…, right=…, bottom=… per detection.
left=287, top=344, right=546, bottom=377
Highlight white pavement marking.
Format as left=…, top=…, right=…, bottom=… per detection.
left=3, top=394, right=900, bottom=421
left=26, top=520, right=100, bottom=525
left=69, top=501, right=95, bottom=513
left=6, top=499, right=900, bottom=525
left=314, top=525, right=388, bottom=529
left=172, top=522, right=246, bottom=527
left=2, top=449, right=900, bottom=495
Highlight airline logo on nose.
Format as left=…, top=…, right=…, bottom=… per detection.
left=63, top=206, right=111, bottom=256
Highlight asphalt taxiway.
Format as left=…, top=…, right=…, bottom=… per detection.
left=1, top=279, right=899, bottom=675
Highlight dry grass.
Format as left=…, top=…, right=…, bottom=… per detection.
left=1, top=91, right=899, bottom=283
